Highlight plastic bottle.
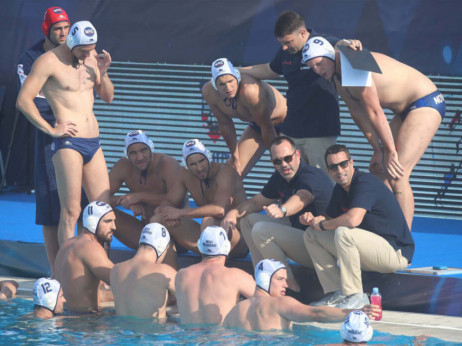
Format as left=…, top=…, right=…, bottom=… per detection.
left=370, top=287, right=382, bottom=321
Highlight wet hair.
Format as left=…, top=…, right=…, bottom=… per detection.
left=270, top=135, right=296, bottom=152
left=324, top=144, right=351, bottom=164
left=274, top=11, right=306, bottom=38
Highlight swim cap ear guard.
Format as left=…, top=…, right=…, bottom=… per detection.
left=340, top=310, right=373, bottom=342
left=66, top=21, right=97, bottom=51
left=182, top=139, right=212, bottom=168
left=33, top=277, right=61, bottom=312
left=139, top=223, right=171, bottom=259
left=42, top=7, right=70, bottom=38
left=124, top=130, right=155, bottom=157
left=197, top=226, right=231, bottom=256
left=83, top=201, right=113, bottom=234
left=301, top=36, right=336, bottom=65
left=211, top=58, right=241, bottom=90
left=255, top=259, right=286, bottom=294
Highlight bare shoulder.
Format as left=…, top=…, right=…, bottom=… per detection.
left=202, top=81, right=216, bottom=100
left=239, top=75, right=261, bottom=97
left=175, top=265, right=194, bottom=282
left=227, top=266, right=252, bottom=278
left=159, top=263, right=178, bottom=278
left=77, top=237, right=106, bottom=260
left=30, top=50, right=59, bottom=72
left=179, top=166, right=194, bottom=184
left=110, top=157, right=132, bottom=174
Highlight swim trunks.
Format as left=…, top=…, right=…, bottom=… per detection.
left=248, top=122, right=283, bottom=135
left=51, top=137, right=101, bottom=164
left=400, top=90, right=445, bottom=121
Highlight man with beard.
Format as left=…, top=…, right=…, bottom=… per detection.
left=155, top=139, right=248, bottom=259
left=222, top=136, right=332, bottom=292
left=240, top=11, right=360, bottom=173
left=54, top=201, right=115, bottom=312
left=109, top=130, right=185, bottom=252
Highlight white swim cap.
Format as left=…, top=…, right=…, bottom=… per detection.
left=139, top=223, right=171, bottom=258
left=211, top=58, right=241, bottom=90
left=197, top=225, right=231, bottom=256
left=340, top=310, right=373, bottom=343
left=83, top=201, right=113, bottom=234
left=124, top=130, right=155, bottom=156
left=66, top=21, right=97, bottom=51
left=33, top=278, right=61, bottom=312
left=182, top=139, right=212, bottom=168
left=255, top=259, right=286, bottom=294
left=301, top=36, right=335, bottom=65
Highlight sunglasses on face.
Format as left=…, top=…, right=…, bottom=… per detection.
left=271, top=151, right=296, bottom=166
left=327, top=159, right=350, bottom=171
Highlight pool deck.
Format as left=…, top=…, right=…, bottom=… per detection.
left=5, top=275, right=462, bottom=343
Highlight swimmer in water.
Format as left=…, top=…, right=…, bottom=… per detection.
left=54, top=201, right=115, bottom=312
left=110, top=223, right=177, bottom=320
left=224, top=259, right=380, bottom=331
left=175, top=226, right=255, bottom=324
left=32, top=277, right=66, bottom=319
left=109, top=130, right=186, bottom=266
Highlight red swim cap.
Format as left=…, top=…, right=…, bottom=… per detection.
left=41, top=7, right=70, bottom=38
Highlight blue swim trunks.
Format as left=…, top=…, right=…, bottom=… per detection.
left=400, top=90, right=446, bottom=121
left=35, top=126, right=89, bottom=225
left=248, top=122, right=283, bottom=135
left=51, top=137, right=101, bottom=164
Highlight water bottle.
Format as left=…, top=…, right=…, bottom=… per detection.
left=370, top=287, right=382, bottom=321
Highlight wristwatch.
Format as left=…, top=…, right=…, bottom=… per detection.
left=278, top=205, right=287, bottom=217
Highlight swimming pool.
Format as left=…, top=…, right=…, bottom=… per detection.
left=0, top=299, right=455, bottom=345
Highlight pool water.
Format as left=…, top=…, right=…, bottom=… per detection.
left=0, top=299, right=454, bottom=345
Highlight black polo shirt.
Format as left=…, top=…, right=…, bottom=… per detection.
left=326, top=169, right=415, bottom=262
left=261, top=162, right=333, bottom=230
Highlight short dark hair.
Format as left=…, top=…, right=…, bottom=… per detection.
left=274, top=11, right=306, bottom=38
left=270, top=135, right=296, bottom=155
left=324, top=144, right=351, bottom=164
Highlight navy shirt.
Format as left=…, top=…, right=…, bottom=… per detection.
left=326, top=169, right=415, bottom=262
left=261, top=162, right=333, bottom=230
left=17, top=39, right=55, bottom=121
left=269, top=30, right=340, bottom=138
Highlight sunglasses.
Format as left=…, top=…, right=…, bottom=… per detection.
left=327, top=159, right=350, bottom=171
left=271, top=151, right=297, bottom=166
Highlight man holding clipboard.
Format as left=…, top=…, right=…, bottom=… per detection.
left=301, top=37, right=445, bottom=230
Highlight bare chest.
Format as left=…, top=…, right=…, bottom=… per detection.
left=125, top=171, right=167, bottom=194
left=48, top=63, right=97, bottom=93
left=186, top=179, right=217, bottom=205
left=215, top=98, right=253, bottom=122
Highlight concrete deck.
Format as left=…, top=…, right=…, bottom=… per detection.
left=5, top=275, right=462, bottom=343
